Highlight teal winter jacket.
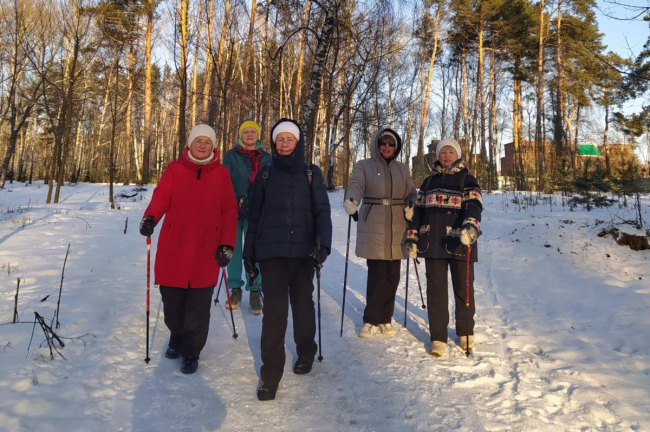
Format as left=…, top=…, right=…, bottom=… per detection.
left=222, top=140, right=271, bottom=219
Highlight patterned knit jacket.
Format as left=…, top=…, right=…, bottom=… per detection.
left=406, top=159, right=482, bottom=262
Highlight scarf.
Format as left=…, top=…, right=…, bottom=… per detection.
left=432, top=159, right=467, bottom=176
left=235, top=146, right=263, bottom=183
left=186, top=149, right=215, bottom=165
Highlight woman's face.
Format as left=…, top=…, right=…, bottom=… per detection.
left=378, top=135, right=397, bottom=159
left=189, top=136, right=213, bottom=160
left=275, top=132, right=298, bottom=156
left=241, top=127, right=258, bottom=148
left=439, top=146, right=458, bottom=168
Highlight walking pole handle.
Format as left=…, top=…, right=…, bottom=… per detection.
left=349, top=198, right=359, bottom=222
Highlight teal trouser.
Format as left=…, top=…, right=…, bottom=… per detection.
left=227, top=218, right=261, bottom=292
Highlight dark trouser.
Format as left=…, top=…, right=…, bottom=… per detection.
left=259, top=258, right=317, bottom=384
left=424, top=259, right=475, bottom=342
left=159, top=286, right=215, bottom=358
left=363, top=259, right=401, bottom=326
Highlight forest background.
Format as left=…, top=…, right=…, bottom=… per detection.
left=1, top=0, right=650, bottom=204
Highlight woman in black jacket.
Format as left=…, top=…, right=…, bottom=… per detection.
left=243, top=119, right=332, bottom=401
left=406, top=139, right=482, bottom=357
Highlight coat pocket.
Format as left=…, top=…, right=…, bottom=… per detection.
left=416, top=225, right=430, bottom=253
left=444, top=227, right=467, bottom=257
left=361, top=204, right=374, bottom=223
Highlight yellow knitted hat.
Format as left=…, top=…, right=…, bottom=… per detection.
left=239, top=120, right=261, bottom=140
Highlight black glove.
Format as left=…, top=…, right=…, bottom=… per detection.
left=309, top=245, right=328, bottom=268
left=216, top=245, right=234, bottom=267
left=139, top=215, right=156, bottom=237
left=244, top=259, right=259, bottom=283
left=237, top=195, right=246, bottom=219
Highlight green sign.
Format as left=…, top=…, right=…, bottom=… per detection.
left=577, top=144, right=600, bottom=156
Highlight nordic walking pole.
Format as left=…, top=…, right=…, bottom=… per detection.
left=465, top=244, right=471, bottom=357
left=315, top=237, right=323, bottom=362
left=253, top=277, right=264, bottom=304
left=404, top=256, right=410, bottom=327
left=414, top=259, right=426, bottom=309
left=222, top=268, right=238, bottom=339
left=145, top=237, right=151, bottom=364
left=213, top=272, right=224, bottom=305
left=340, top=199, right=358, bottom=337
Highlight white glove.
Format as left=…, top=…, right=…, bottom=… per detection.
left=404, top=206, right=414, bottom=221
left=344, top=199, right=358, bottom=215
left=460, top=225, right=478, bottom=246
left=407, top=242, right=418, bottom=259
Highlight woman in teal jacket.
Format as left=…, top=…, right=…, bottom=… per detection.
left=222, top=120, right=271, bottom=314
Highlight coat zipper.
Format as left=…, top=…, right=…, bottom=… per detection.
left=388, top=163, right=394, bottom=259
left=197, top=166, right=202, bottom=180
left=434, top=173, right=445, bottom=259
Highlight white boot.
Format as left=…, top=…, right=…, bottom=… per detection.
left=429, top=341, right=447, bottom=357
left=378, top=323, right=396, bottom=336
left=459, top=335, right=475, bottom=351
left=359, top=323, right=378, bottom=338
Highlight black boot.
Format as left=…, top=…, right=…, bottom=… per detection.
left=257, top=381, right=279, bottom=401
left=293, top=357, right=314, bottom=375
left=165, top=343, right=181, bottom=359
left=180, top=357, right=199, bottom=374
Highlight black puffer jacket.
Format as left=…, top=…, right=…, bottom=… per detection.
left=407, top=159, right=482, bottom=262
left=243, top=119, right=332, bottom=262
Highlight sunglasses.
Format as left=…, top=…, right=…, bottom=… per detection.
left=379, top=140, right=397, bottom=148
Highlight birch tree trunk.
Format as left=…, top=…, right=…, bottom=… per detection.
left=301, top=16, right=337, bottom=165
left=414, top=2, right=443, bottom=182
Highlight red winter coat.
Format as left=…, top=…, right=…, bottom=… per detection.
left=143, top=148, right=238, bottom=288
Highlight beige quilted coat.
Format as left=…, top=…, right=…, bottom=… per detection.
left=345, top=128, right=416, bottom=260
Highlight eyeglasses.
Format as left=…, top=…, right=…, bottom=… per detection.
left=378, top=140, right=397, bottom=148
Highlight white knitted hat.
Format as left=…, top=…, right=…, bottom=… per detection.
left=436, top=138, right=462, bottom=159
left=187, top=124, right=216, bottom=149
left=272, top=121, right=301, bottom=143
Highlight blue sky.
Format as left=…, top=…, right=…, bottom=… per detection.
left=596, top=0, right=648, bottom=58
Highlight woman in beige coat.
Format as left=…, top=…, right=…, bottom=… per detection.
left=344, top=127, right=416, bottom=338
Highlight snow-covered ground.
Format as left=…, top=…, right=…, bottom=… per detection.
left=0, top=182, right=649, bottom=432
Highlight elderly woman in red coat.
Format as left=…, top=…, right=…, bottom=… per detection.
left=139, top=124, right=238, bottom=374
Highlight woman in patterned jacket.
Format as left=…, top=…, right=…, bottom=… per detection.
left=406, top=138, right=482, bottom=357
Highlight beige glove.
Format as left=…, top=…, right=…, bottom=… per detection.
left=460, top=225, right=478, bottom=246
left=344, top=199, right=358, bottom=215
left=404, top=206, right=414, bottom=221
left=407, top=242, right=418, bottom=259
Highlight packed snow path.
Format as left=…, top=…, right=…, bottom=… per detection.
left=1, top=183, right=649, bottom=431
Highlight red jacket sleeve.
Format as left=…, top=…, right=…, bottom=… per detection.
left=218, top=167, right=238, bottom=248
left=143, top=163, right=174, bottom=223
